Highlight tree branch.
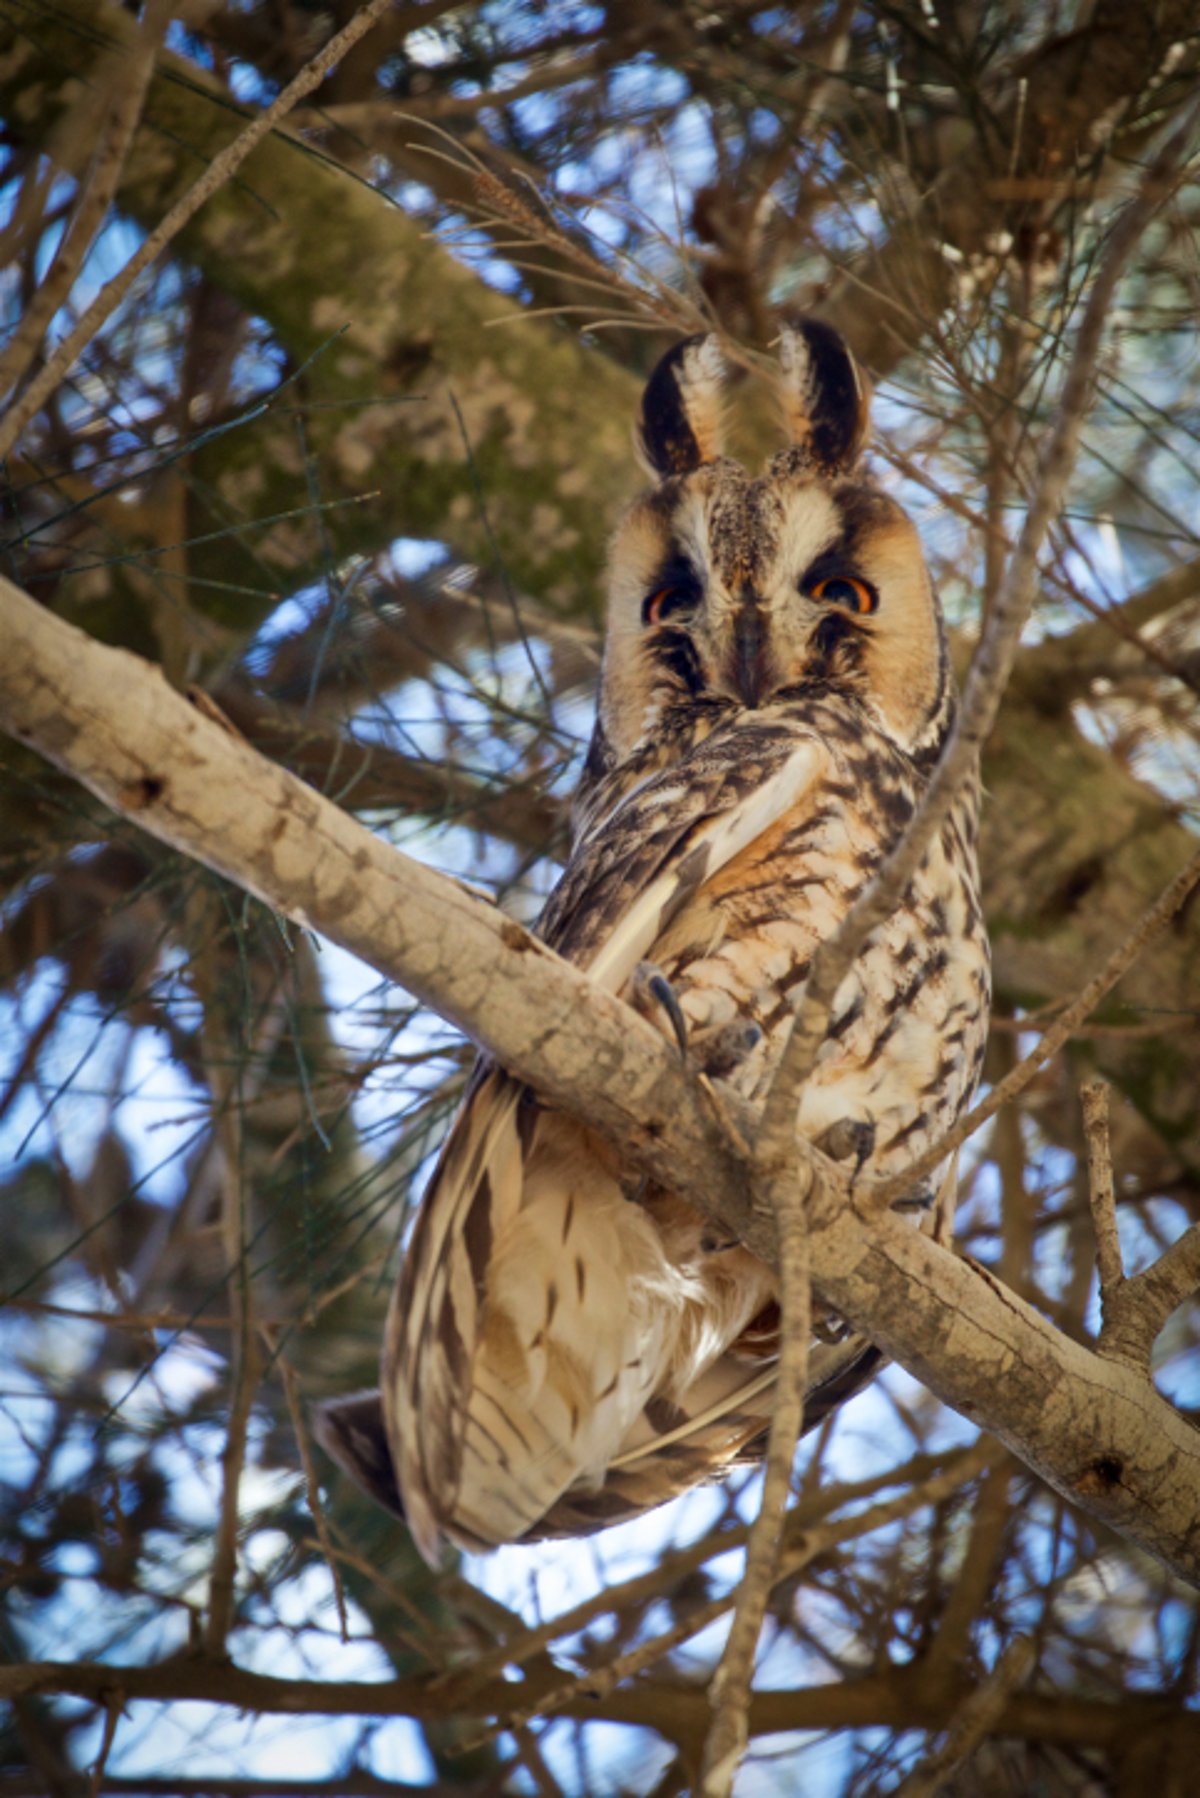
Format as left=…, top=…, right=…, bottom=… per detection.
left=3, top=570, right=1200, bottom=1585
left=1, top=1655, right=1197, bottom=1759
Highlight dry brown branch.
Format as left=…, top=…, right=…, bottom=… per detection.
left=87, top=1693, right=123, bottom=1798
left=6, top=1619, right=1196, bottom=1758
left=698, top=1159, right=811, bottom=1797
left=1101, top=1225, right=1200, bottom=1371
left=921, top=1460, right=1015, bottom=1688
left=212, top=678, right=564, bottom=852
left=1082, top=1079, right=1126, bottom=1309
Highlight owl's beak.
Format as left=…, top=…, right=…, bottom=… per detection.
left=730, top=596, right=768, bottom=707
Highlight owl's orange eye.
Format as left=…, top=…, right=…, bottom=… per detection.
left=807, top=574, right=877, bottom=615
left=643, top=584, right=696, bottom=626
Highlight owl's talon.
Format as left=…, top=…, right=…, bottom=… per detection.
left=631, top=962, right=690, bottom=1059
left=891, top=1179, right=934, bottom=1213
left=650, top=974, right=689, bottom=1059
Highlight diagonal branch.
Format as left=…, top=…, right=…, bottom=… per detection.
left=3, top=569, right=1200, bottom=1587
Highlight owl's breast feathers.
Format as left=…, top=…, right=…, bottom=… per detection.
left=377, top=696, right=988, bottom=1561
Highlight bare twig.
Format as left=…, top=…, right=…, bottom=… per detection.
left=699, top=1160, right=812, bottom=1797
left=1081, top=1080, right=1126, bottom=1316
left=1100, top=1225, right=1200, bottom=1371
left=273, top=1346, right=350, bottom=1643
left=897, top=1636, right=1037, bottom=1798
left=200, top=966, right=264, bottom=1657
left=760, top=100, right=1200, bottom=1151
left=922, top=1461, right=1015, bottom=1687
left=0, top=0, right=395, bottom=462
left=0, top=0, right=167, bottom=409
left=87, top=1692, right=123, bottom=1798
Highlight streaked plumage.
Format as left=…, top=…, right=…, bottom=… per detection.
left=317, top=321, right=990, bottom=1564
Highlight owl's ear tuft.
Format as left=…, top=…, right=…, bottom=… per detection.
left=636, top=333, right=726, bottom=478
left=313, top=1390, right=406, bottom=1520
left=777, top=318, right=870, bottom=474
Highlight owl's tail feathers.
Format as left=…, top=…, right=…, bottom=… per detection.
left=313, top=1382, right=577, bottom=1552
left=528, top=1334, right=885, bottom=1541
left=313, top=1388, right=404, bottom=1517
left=314, top=1335, right=886, bottom=1550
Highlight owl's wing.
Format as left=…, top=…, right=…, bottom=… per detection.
left=384, top=725, right=828, bottom=1561
left=314, top=1339, right=886, bottom=1545
left=541, top=719, right=822, bottom=982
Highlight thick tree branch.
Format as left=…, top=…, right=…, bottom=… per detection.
left=1, top=1656, right=1197, bottom=1761
left=2, top=573, right=1199, bottom=1586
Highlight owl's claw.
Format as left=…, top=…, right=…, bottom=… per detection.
left=891, top=1179, right=935, bottom=1213
left=630, top=962, right=691, bottom=1059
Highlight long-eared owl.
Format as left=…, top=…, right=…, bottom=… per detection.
left=318, top=321, right=990, bottom=1564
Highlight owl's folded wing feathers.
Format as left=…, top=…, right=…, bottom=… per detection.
left=381, top=724, right=828, bottom=1560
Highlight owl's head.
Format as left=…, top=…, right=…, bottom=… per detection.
left=595, top=321, right=952, bottom=778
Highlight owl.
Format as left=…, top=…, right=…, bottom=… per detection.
left=317, top=320, right=990, bottom=1565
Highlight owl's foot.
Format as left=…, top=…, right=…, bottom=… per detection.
left=691, top=1017, right=763, bottom=1080
left=815, top=1116, right=875, bottom=1179
left=630, top=964, right=764, bottom=1081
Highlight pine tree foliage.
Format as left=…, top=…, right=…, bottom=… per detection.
left=0, top=3, right=1198, bottom=1793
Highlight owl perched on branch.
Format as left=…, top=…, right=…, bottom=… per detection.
left=318, top=321, right=990, bottom=1564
